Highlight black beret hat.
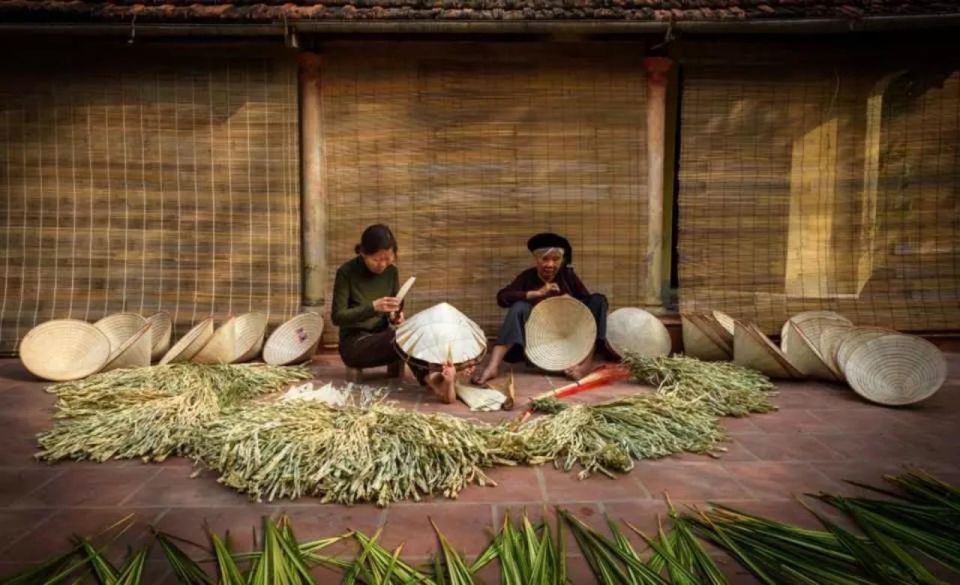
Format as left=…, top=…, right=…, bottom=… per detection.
left=527, top=232, right=573, bottom=264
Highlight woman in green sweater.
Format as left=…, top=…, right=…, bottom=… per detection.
left=332, top=224, right=455, bottom=402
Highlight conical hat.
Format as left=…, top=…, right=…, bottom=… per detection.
left=193, top=317, right=237, bottom=364
left=783, top=322, right=840, bottom=381
left=606, top=307, right=671, bottom=359
left=844, top=334, right=946, bottom=406
left=395, top=303, right=487, bottom=366
left=524, top=296, right=596, bottom=372
left=681, top=313, right=730, bottom=361
left=817, top=324, right=855, bottom=374
left=263, top=313, right=324, bottom=366
left=780, top=311, right=852, bottom=354
left=146, top=312, right=172, bottom=362
left=159, top=317, right=215, bottom=365
left=19, top=320, right=111, bottom=381
left=102, top=323, right=153, bottom=372
left=835, top=327, right=892, bottom=377
left=712, top=310, right=736, bottom=338
left=734, top=321, right=801, bottom=379
left=94, top=312, right=148, bottom=350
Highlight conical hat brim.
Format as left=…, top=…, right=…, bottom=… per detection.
left=525, top=296, right=596, bottom=372
left=845, top=334, right=946, bottom=405
left=734, top=321, right=801, bottom=379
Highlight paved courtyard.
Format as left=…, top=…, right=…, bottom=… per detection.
left=0, top=348, right=958, bottom=583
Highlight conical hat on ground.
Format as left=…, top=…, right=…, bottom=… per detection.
left=711, top=310, right=736, bottom=339
left=734, top=321, right=801, bottom=379
left=192, top=312, right=267, bottom=364
left=19, top=320, right=111, bottom=381
left=817, top=324, right=855, bottom=375
left=783, top=322, right=840, bottom=382
left=681, top=313, right=731, bottom=361
left=606, top=307, right=671, bottom=359
left=524, top=296, right=596, bottom=372
left=102, top=323, right=153, bottom=372
left=395, top=303, right=487, bottom=366
left=146, top=312, right=172, bottom=362
left=159, top=317, right=215, bottom=365
left=835, top=327, right=893, bottom=377
left=844, top=334, right=946, bottom=406
left=263, top=313, right=324, bottom=366
left=780, top=311, right=852, bottom=354
left=94, top=313, right=148, bottom=351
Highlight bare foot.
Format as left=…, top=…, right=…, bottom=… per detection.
left=427, top=360, right=457, bottom=404
left=471, top=363, right=499, bottom=386
left=564, top=358, right=594, bottom=381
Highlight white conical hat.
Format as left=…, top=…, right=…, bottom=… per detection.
left=159, top=317, right=215, bottom=365
left=102, top=323, right=153, bottom=372
left=146, top=311, right=173, bottom=362
left=606, top=307, right=671, bottom=359
left=681, top=313, right=731, bottom=361
left=782, top=322, right=840, bottom=381
left=734, top=321, right=801, bottom=379
left=845, top=334, right=946, bottom=406
left=780, top=310, right=852, bottom=354
left=525, top=296, right=596, bottom=372
left=395, top=303, right=487, bottom=366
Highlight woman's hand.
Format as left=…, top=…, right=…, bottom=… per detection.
left=373, top=297, right=401, bottom=313
left=389, top=310, right=405, bottom=325
left=527, top=283, right=560, bottom=300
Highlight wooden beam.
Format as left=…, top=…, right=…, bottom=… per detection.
left=642, top=56, right=673, bottom=308
left=298, top=51, right=327, bottom=310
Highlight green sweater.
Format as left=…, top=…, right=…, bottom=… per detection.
left=331, top=256, right=399, bottom=339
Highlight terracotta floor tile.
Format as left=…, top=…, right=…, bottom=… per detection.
left=0, top=468, right=64, bottom=506
left=724, top=461, right=845, bottom=500
left=749, top=409, right=834, bottom=433
left=124, top=467, right=251, bottom=507
left=149, top=505, right=278, bottom=559
left=456, top=465, right=543, bottom=503
left=0, top=509, right=56, bottom=551
left=809, top=432, right=937, bottom=463
left=0, top=507, right=163, bottom=562
left=806, top=408, right=915, bottom=434
left=735, top=433, right=844, bottom=462
left=600, top=500, right=671, bottom=550
left=541, top=466, right=648, bottom=503
left=12, top=466, right=163, bottom=508
left=270, top=504, right=384, bottom=557
left=636, top=462, right=751, bottom=500
left=380, top=503, right=494, bottom=556
left=719, top=416, right=765, bottom=435
left=672, top=438, right=758, bottom=462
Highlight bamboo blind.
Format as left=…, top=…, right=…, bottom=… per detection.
left=0, top=47, right=301, bottom=355
left=678, top=62, right=960, bottom=334
left=321, top=42, right=649, bottom=338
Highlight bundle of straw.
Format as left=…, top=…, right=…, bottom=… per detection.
left=194, top=400, right=509, bottom=506
left=498, top=394, right=723, bottom=479
left=37, top=364, right=310, bottom=463
left=623, top=354, right=776, bottom=417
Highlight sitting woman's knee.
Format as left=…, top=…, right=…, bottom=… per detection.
left=586, top=293, right=608, bottom=309
left=507, top=300, right=533, bottom=317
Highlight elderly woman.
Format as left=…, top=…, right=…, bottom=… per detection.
left=332, top=224, right=458, bottom=403
left=472, top=232, right=608, bottom=385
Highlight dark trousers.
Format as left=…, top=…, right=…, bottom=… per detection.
left=495, top=293, right=608, bottom=363
left=339, top=328, right=429, bottom=384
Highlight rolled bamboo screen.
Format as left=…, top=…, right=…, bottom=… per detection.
left=678, top=62, right=960, bottom=334
left=0, top=48, right=301, bottom=355
left=321, top=42, right=650, bottom=337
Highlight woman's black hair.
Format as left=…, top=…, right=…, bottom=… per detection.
left=355, top=224, right=398, bottom=256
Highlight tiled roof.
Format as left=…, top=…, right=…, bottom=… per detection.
left=1, top=0, right=958, bottom=23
